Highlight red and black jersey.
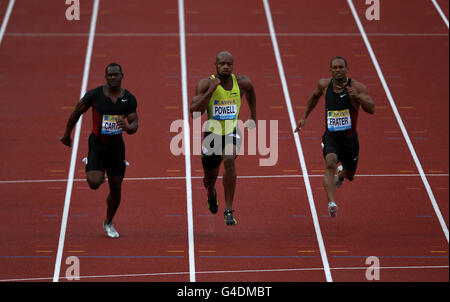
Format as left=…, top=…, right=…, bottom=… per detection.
left=324, top=78, right=358, bottom=138
left=81, top=85, right=137, bottom=144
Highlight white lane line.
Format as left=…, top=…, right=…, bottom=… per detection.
left=4, top=32, right=449, bottom=37
left=431, top=0, right=449, bottom=28
left=52, top=0, right=100, bottom=282
left=178, top=0, right=196, bottom=283
left=262, top=0, right=333, bottom=282
left=0, top=173, right=448, bottom=185
left=347, top=0, right=449, bottom=243
left=0, top=0, right=15, bottom=46
left=1, top=265, right=447, bottom=282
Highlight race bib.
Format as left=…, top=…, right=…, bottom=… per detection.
left=327, top=109, right=352, bottom=132
left=101, top=115, right=124, bottom=135
left=212, top=98, right=237, bottom=120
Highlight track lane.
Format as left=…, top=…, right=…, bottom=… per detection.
left=0, top=0, right=92, bottom=280
left=185, top=0, right=327, bottom=281
left=57, top=0, right=191, bottom=281
left=268, top=0, right=448, bottom=281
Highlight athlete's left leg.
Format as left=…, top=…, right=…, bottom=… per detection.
left=222, top=143, right=238, bottom=211
left=105, top=175, right=123, bottom=224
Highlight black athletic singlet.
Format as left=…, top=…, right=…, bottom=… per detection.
left=325, top=78, right=358, bottom=138
left=81, top=86, right=137, bottom=144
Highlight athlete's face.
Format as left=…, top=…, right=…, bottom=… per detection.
left=105, top=66, right=123, bottom=88
left=215, top=56, right=233, bottom=78
left=330, top=59, right=348, bottom=81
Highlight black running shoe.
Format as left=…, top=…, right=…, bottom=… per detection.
left=224, top=209, right=237, bottom=226
left=207, top=187, right=218, bottom=214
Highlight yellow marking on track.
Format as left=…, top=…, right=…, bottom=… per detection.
left=297, top=250, right=315, bottom=253
left=50, top=170, right=65, bottom=173
left=399, top=170, right=414, bottom=173
left=61, top=106, right=74, bottom=110
left=36, top=250, right=53, bottom=253
left=282, top=169, right=298, bottom=173
left=399, top=106, right=415, bottom=109
left=199, top=250, right=216, bottom=253
left=375, top=106, right=387, bottom=109
left=94, top=53, right=107, bottom=58
left=430, top=251, right=447, bottom=253
left=355, top=54, right=367, bottom=57
left=67, top=250, right=85, bottom=253
left=167, top=250, right=185, bottom=253
left=166, top=169, right=181, bottom=173
left=330, top=250, right=348, bottom=253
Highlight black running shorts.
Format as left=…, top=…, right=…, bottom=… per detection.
left=201, top=128, right=242, bottom=171
left=85, top=133, right=126, bottom=177
left=322, top=131, right=359, bottom=172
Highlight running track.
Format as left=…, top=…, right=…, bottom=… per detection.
left=0, top=0, right=447, bottom=282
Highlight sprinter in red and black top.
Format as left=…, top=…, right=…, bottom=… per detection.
left=295, top=57, right=374, bottom=217
left=61, top=63, right=138, bottom=238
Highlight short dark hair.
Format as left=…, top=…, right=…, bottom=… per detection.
left=105, top=62, right=123, bottom=74
left=330, top=56, right=348, bottom=68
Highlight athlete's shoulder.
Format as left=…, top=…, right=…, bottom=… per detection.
left=349, top=79, right=367, bottom=92
left=318, top=78, right=331, bottom=88
left=234, top=74, right=253, bottom=89
left=124, top=89, right=137, bottom=101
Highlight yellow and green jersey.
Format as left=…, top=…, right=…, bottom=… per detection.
left=206, top=74, right=241, bottom=135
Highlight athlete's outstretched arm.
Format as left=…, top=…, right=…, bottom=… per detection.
left=190, top=77, right=220, bottom=118
left=294, top=79, right=328, bottom=132
left=60, top=100, right=90, bottom=147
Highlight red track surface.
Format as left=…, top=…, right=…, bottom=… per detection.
left=0, top=0, right=448, bottom=283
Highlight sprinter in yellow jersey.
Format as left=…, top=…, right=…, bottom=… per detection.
left=190, top=51, right=256, bottom=226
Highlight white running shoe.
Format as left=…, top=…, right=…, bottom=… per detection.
left=328, top=201, right=338, bottom=217
left=103, top=220, right=120, bottom=238
left=335, top=165, right=344, bottom=189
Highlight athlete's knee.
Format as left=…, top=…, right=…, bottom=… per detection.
left=87, top=179, right=102, bottom=190
left=222, top=155, right=235, bottom=170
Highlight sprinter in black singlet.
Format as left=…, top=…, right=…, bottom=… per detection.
left=295, top=57, right=374, bottom=217
left=61, top=63, right=138, bottom=237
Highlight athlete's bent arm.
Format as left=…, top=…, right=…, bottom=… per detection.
left=61, top=100, right=90, bottom=147
left=117, top=113, right=138, bottom=134
left=190, top=78, right=220, bottom=117
left=294, top=79, right=327, bottom=132
left=239, top=75, right=257, bottom=122
left=347, top=82, right=375, bottom=114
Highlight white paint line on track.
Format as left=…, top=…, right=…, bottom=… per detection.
left=262, top=0, right=332, bottom=282
left=52, top=0, right=100, bottom=283
left=4, top=32, right=449, bottom=37
left=0, top=265, right=447, bottom=282
left=431, top=0, right=449, bottom=28
left=178, top=0, right=196, bottom=283
left=0, top=173, right=448, bottom=184
left=0, top=0, right=15, bottom=46
left=347, top=0, right=449, bottom=243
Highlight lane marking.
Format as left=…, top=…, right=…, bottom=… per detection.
left=178, top=0, right=196, bottom=283
left=347, top=0, right=449, bottom=243
left=263, top=0, right=332, bottom=282
left=0, top=0, right=15, bottom=47
left=0, top=173, right=448, bottom=184
left=52, top=0, right=100, bottom=283
left=431, top=0, right=449, bottom=28
left=0, top=265, right=447, bottom=282
left=4, top=32, right=449, bottom=37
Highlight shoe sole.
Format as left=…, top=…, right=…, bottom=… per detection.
left=328, top=205, right=338, bottom=217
